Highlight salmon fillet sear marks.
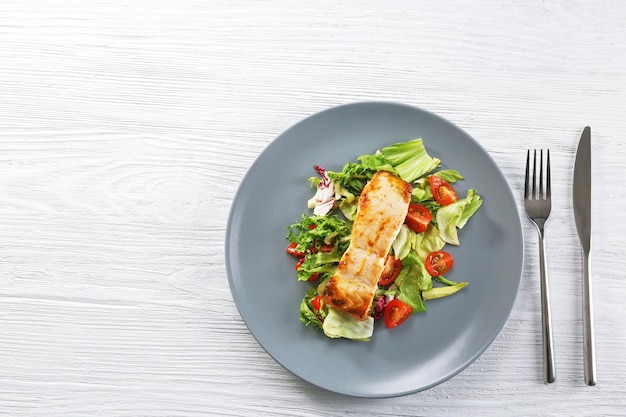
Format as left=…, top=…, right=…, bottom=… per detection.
left=322, top=171, right=412, bottom=321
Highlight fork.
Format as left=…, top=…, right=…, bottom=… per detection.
left=524, top=149, right=556, bottom=384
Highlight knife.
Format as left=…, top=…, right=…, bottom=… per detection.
left=573, top=126, right=596, bottom=386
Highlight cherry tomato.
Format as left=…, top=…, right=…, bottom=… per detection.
left=429, top=175, right=458, bottom=206
left=379, top=255, right=402, bottom=286
left=384, top=299, right=413, bottom=329
left=425, top=250, right=454, bottom=277
left=311, top=295, right=323, bottom=311
left=404, top=203, right=432, bottom=233
left=286, top=242, right=306, bottom=257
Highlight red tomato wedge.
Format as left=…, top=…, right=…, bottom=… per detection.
left=429, top=175, right=458, bottom=206
left=286, top=242, right=306, bottom=257
left=404, top=203, right=432, bottom=233
left=384, top=299, right=413, bottom=329
left=378, top=255, right=402, bottom=286
left=425, top=250, right=454, bottom=276
left=311, top=295, right=323, bottom=311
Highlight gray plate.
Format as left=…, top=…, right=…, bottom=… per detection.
left=226, top=102, right=523, bottom=398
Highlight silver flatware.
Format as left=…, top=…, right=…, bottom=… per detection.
left=573, top=126, right=597, bottom=386
left=524, top=149, right=556, bottom=384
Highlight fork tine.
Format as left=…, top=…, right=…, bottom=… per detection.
left=546, top=149, right=551, bottom=199
left=532, top=149, right=537, bottom=199
left=539, top=150, right=544, bottom=198
left=524, top=149, right=530, bottom=199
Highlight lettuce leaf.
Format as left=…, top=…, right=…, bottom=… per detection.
left=412, top=224, right=446, bottom=260
left=392, top=224, right=412, bottom=260
left=436, top=189, right=483, bottom=245
left=379, top=138, right=440, bottom=182
left=432, top=169, right=464, bottom=183
left=286, top=214, right=351, bottom=254
left=326, top=161, right=377, bottom=196
left=422, top=282, right=468, bottom=300
left=411, top=177, right=433, bottom=202
left=396, top=261, right=431, bottom=313
left=296, top=252, right=341, bottom=281
left=322, top=307, right=374, bottom=341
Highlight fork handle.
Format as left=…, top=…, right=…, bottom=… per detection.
left=582, top=249, right=597, bottom=385
left=538, top=228, right=556, bottom=383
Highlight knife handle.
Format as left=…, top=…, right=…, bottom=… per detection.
left=582, top=250, right=597, bottom=385
left=538, top=230, right=556, bottom=383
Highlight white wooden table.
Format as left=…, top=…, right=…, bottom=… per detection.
left=2, top=1, right=625, bottom=415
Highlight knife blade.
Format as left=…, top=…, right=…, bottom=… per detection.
left=573, top=126, right=596, bottom=386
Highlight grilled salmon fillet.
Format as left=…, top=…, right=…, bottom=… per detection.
left=323, top=170, right=412, bottom=321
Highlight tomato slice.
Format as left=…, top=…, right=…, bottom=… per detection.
left=311, top=295, right=323, bottom=311
left=429, top=175, right=458, bottom=206
left=384, top=299, right=413, bottom=328
left=404, top=203, right=432, bottom=233
left=424, top=250, right=454, bottom=276
left=379, top=255, right=402, bottom=285
left=286, top=242, right=306, bottom=257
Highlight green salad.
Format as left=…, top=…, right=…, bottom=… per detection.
left=285, top=139, right=482, bottom=341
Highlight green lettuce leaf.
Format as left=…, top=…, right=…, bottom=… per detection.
left=411, top=177, right=433, bottom=202
left=296, top=252, right=341, bottom=281
left=286, top=214, right=351, bottom=254
left=432, top=169, right=464, bottom=183
left=422, top=282, right=468, bottom=300
left=436, top=189, right=483, bottom=245
left=322, top=307, right=374, bottom=341
left=396, top=261, right=431, bottom=313
left=357, top=153, right=395, bottom=173
left=326, top=160, right=378, bottom=196
left=391, top=224, right=413, bottom=260
left=379, top=139, right=440, bottom=182
left=412, top=224, right=446, bottom=260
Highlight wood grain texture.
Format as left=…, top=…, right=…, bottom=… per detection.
left=1, top=1, right=625, bottom=415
